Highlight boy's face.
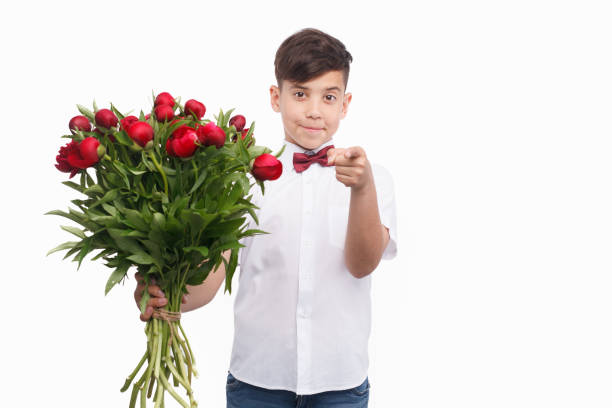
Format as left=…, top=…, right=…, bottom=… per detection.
left=270, top=70, right=352, bottom=150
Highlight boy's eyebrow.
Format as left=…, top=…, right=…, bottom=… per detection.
left=289, top=84, right=342, bottom=92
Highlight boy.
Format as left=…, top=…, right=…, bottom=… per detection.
left=136, top=28, right=397, bottom=407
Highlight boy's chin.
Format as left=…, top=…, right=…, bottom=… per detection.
left=287, top=135, right=332, bottom=151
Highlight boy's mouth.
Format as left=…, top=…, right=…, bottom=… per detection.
left=301, top=125, right=324, bottom=133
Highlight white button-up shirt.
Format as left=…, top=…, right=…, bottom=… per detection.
left=228, top=139, right=398, bottom=395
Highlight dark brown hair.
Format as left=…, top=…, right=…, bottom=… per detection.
left=274, top=28, right=353, bottom=90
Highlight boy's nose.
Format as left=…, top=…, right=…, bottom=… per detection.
left=305, top=100, right=322, bottom=119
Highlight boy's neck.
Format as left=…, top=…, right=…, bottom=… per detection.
left=284, top=138, right=334, bottom=154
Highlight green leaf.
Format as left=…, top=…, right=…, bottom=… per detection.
left=45, top=209, right=95, bottom=230
left=46, top=241, right=79, bottom=256
left=204, top=218, right=246, bottom=237
left=91, top=248, right=115, bottom=261
left=101, top=203, right=118, bottom=216
left=105, top=262, right=130, bottom=295
left=139, top=290, right=150, bottom=315
left=184, top=246, right=209, bottom=258
left=113, top=130, right=133, bottom=146
left=89, top=214, right=118, bottom=227
left=239, top=229, right=268, bottom=238
left=89, top=189, right=119, bottom=210
left=110, top=103, right=126, bottom=120
left=222, top=108, right=235, bottom=127
left=108, top=228, right=147, bottom=256
left=84, top=184, right=105, bottom=197
left=224, top=249, right=239, bottom=294
left=77, top=104, right=95, bottom=122
left=93, top=99, right=99, bottom=112
left=168, top=196, right=189, bottom=218
left=151, top=212, right=166, bottom=231
left=62, top=181, right=86, bottom=193
left=124, top=209, right=149, bottom=232
left=86, top=173, right=95, bottom=187
left=76, top=238, right=92, bottom=269
left=127, top=253, right=155, bottom=265
left=188, top=169, right=208, bottom=195
left=60, top=225, right=86, bottom=239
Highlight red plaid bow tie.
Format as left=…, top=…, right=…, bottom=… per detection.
left=293, top=145, right=335, bottom=173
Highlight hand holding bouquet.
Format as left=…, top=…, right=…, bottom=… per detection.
left=48, top=92, right=283, bottom=407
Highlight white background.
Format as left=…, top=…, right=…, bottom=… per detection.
left=1, top=0, right=611, bottom=407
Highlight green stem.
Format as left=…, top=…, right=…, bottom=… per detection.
left=191, top=160, right=199, bottom=183
left=121, top=351, right=148, bottom=392
left=166, top=338, right=193, bottom=394
left=155, top=319, right=163, bottom=380
left=149, top=152, right=168, bottom=196
left=172, top=333, right=189, bottom=384
left=159, top=370, right=190, bottom=408
left=154, top=376, right=164, bottom=408
left=179, top=322, right=198, bottom=376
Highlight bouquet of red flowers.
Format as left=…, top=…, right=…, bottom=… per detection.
left=48, top=92, right=283, bottom=407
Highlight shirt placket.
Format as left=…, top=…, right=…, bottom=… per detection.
left=296, top=164, right=315, bottom=392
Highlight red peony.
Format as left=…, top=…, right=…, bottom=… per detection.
left=229, top=115, right=246, bottom=132
left=172, top=124, right=195, bottom=139
left=69, top=115, right=92, bottom=133
left=251, top=153, right=282, bottom=181
left=185, top=99, right=206, bottom=120
left=120, top=115, right=139, bottom=132
left=155, top=105, right=174, bottom=122
left=127, top=121, right=154, bottom=147
left=95, top=109, right=118, bottom=129
left=154, top=92, right=175, bottom=107
left=55, top=137, right=102, bottom=178
left=169, top=129, right=199, bottom=158
left=197, top=122, right=225, bottom=149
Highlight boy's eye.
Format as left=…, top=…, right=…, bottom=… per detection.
left=294, top=91, right=305, bottom=98
left=325, top=95, right=337, bottom=101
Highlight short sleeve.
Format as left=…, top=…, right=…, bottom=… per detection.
left=372, top=164, right=398, bottom=260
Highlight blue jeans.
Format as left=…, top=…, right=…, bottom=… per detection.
left=226, top=371, right=370, bottom=408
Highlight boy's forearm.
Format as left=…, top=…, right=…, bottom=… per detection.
left=344, top=180, right=388, bottom=278
left=181, top=250, right=229, bottom=312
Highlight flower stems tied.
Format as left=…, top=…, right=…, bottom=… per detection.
left=122, top=306, right=197, bottom=407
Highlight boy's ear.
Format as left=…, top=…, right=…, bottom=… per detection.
left=341, top=92, right=352, bottom=119
left=270, top=85, right=281, bottom=112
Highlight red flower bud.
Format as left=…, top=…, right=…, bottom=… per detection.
left=154, top=92, right=175, bottom=107
left=120, top=115, right=139, bottom=132
left=94, top=109, right=118, bottom=129
left=252, top=153, right=282, bottom=181
left=185, top=99, right=206, bottom=120
left=69, top=115, right=91, bottom=133
left=229, top=115, right=246, bottom=132
left=154, top=104, right=174, bottom=122
left=171, top=130, right=199, bottom=158
left=172, top=124, right=194, bottom=139
left=198, top=122, right=225, bottom=149
left=127, top=121, right=154, bottom=147
left=79, top=137, right=102, bottom=164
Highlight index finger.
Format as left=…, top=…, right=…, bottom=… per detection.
left=344, top=147, right=363, bottom=160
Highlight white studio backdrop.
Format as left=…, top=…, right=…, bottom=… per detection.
left=1, top=0, right=611, bottom=407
